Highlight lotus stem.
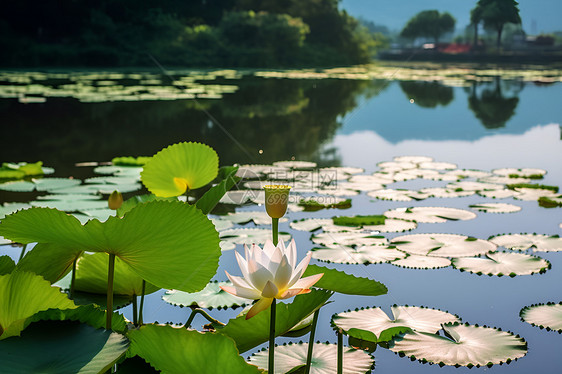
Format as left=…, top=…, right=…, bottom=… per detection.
left=305, top=309, right=320, bottom=374
left=269, top=298, right=276, bottom=373
left=337, top=328, right=343, bottom=374
left=272, top=218, right=279, bottom=245
left=106, top=254, right=115, bottom=330
left=18, top=244, right=28, bottom=262
left=132, top=295, right=138, bottom=326
left=184, top=308, right=225, bottom=329
left=69, top=258, right=77, bottom=300
left=139, top=280, right=146, bottom=326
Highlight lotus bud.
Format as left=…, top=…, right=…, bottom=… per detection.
left=108, top=190, right=123, bottom=210
left=263, top=185, right=291, bottom=218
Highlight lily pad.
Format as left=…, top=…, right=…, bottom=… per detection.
left=492, top=168, right=546, bottom=179
left=127, top=324, right=264, bottom=374
left=390, top=322, right=527, bottom=367
left=367, top=189, right=425, bottom=202
left=333, top=305, right=460, bottom=337
left=163, top=281, right=250, bottom=309
left=32, top=178, right=82, bottom=191
left=391, top=234, right=496, bottom=257
left=447, top=181, right=504, bottom=191
left=417, top=187, right=474, bottom=198
left=273, top=160, right=317, bottom=169
left=489, top=234, right=562, bottom=252
left=513, top=188, right=559, bottom=201
left=0, top=181, right=35, bottom=192
left=30, top=199, right=109, bottom=212
left=311, top=245, right=406, bottom=264
left=0, top=320, right=129, bottom=373
left=477, top=189, right=519, bottom=199
left=520, top=302, right=562, bottom=332
left=225, top=211, right=288, bottom=225
left=0, top=203, right=31, bottom=219
left=311, top=232, right=388, bottom=247
left=220, top=228, right=291, bottom=246
left=469, top=203, right=521, bottom=213
left=248, top=342, right=374, bottom=374
left=418, top=161, right=457, bottom=170
left=384, top=207, right=477, bottom=223
left=452, top=252, right=551, bottom=276
left=391, top=255, right=452, bottom=269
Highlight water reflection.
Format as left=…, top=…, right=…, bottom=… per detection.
left=467, top=77, right=523, bottom=129
left=399, top=81, right=454, bottom=108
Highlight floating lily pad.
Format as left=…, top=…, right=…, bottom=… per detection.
left=211, top=218, right=234, bottom=231
left=367, top=189, right=425, bottom=202
left=513, top=188, right=559, bottom=201
left=337, top=181, right=385, bottom=192
left=349, top=174, right=392, bottom=185
left=469, top=203, right=521, bottom=213
left=225, top=211, right=288, bottom=225
left=219, top=228, right=291, bottom=246
left=481, top=175, right=531, bottom=184
left=452, top=252, right=550, bottom=276
left=384, top=207, right=476, bottom=223
left=273, top=160, right=317, bottom=169
left=311, top=245, right=406, bottom=264
left=163, top=281, right=250, bottom=309
left=391, top=234, right=496, bottom=257
left=333, top=305, right=460, bottom=337
left=477, top=189, right=519, bottom=199
left=0, top=181, right=35, bottom=192
left=290, top=218, right=416, bottom=234
left=520, top=302, right=562, bottom=332
left=391, top=255, right=452, bottom=269
left=311, top=232, right=388, bottom=247
left=489, top=234, right=562, bottom=252
left=377, top=161, right=417, bottom=171
left=418, top=161, right=457, bottom=170
left=390, top=322, right=527, bottom=367
left=393, top=156, right=433, bottom=163
left=36, top=194, right=102, bottom=201
left=417, top=187, right=474, bottom=198
left=538, top=196, right=562, bottom=208
left=30, top=199, right=109, bottom=212
left=447, top=181, right=504, bottom=191
left=298, top=197, right=352, bottom=211
left=220, top=190, right=261, bottom=205
left=290, top=219, right=331, bottom=232
left=0, top=320, right=129, bottom=373
left=248, top=342, right=374, bottom=374
left=492, top=168, right=546, bottom=179
left=32, top=178, right=82, bottom=191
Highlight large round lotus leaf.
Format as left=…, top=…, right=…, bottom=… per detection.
left=452, top=252, right=551, bottom=277
left=469, top=203, right=521, bottom=213
left=30, top=199, right=109, bottom=211
left=0, top=271, right=76, bottom=340
left=311, top=245, right=406, bottom=264
left=0, top=181, right=35, bottom=192
left=248, top=342, right=374, bottom=374
left=520, top=302, right=562, bottom=332
left=390, top=322, right=527, bottom=367
left=303, top=264, right=387, bottom=296
left=367, top=189, right=423, bottom=202
left=141, top=142, right=219, bottom=197
left=16, top=242, right=80, bottom=283
left=75, top=252, right=160, bottom=296
left=478, top=189, right=519, bottom=199
left=489, top=234, right=562, bottom=252
left=333, top=306, right=460, bottom=337
left=163, top=281, right=250, bottom=309
left=391, top=233, right=496, bottom=257
left=447, top=181, right=504, bottom=192
left=0, top=320, right=129, bottom=373
left=391, top=254, right=452, bottom=269
left=384, top=207, right=476, bottom=223
left=220, top=228, right=291, bottom=245
left=311, top=232, right=388, bottom=247
left=127, top=324, right=263, bottom=374
left=32, top=177, right=82, bottom=191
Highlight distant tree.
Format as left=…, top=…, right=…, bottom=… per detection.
left=400, top=10, right=455, bottom=44
left=470, top=6, right=483, bottom=47
left=472, top=0, right=521, bottom=51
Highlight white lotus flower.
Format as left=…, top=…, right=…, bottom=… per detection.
left=221, top=239, right=323, bottom=319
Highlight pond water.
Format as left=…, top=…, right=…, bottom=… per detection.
left=1, top=64, right=561, bottom=373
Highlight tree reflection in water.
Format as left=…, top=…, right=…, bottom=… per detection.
left=399, top=81, right=454, bottom=108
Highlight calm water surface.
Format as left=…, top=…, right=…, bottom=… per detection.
left=1, top=65, right=561, bottom=373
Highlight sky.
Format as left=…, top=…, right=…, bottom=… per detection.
left=340, top=0, right=562, bottom=34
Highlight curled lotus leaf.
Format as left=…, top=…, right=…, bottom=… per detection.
left=391, top=233, right=496, bottom=257
left=390, top=322, right=527, bottom=367
left=141, top=142, right=219, bottom=197
left=489, top=233, right=562, bottom=252
left=163, top=281, right=250, bottom=309
left=391, top=254, right=452, bottom=269
left=469, top=203, right=521, bottom=214
left=332, top=305, right=460, bottom=337
left=311, top=245, right=406, bottom=264
left=384, top=207, right=476, bottom=223
left=520, top=302, right=562, bottom=332
left=248, top=342, right=374, bottom=374
left=452, top=251, right=551, bottom=277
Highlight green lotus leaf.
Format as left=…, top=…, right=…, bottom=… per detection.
left=391, top=233, right=496, bottom=257
left=333, top=305, right=459, bottom=338
left=112, top=156, right=152, bottom=166
left=0, top=181, right=35, bottom=192
left=347, top=326, right=411, bottom=344
left=116, top=356, right=159, bottom=373
left=128, top=324, right=263, bottom=374
left=75, top=252, right=160, bottom=296
left=489, top=233, right=562, bottom=252
left=141, top=142, right=219, bottom=197
left=391, top=254, right=452, bottom=269
left=117, top=194, right=178, bottom=217
left=218, top=289, right=333, bottom=353
left=333, top=215, right=386, bottom=227
left=520, top=302, right=562, bottom=332
left=196, top=166, right=240, bottom=215
left=469, top=203, right=521, bottom=213
left=390, top=322, right=527, bottom=367
left=303, top=264, right=387, bottom=296
left=248, top=342, right=374, bottom=374
left=452, top=252, right=551, bottom=277
left=384, top=206, right=477, bottom=223
left=16, top=242, right=80, bottom=283
left=311, top=245, right=406, bottom=265
left=0, top=271, right=76, bottom=340
left=163, top=281, right=250, bottom=309
left=538, top=196, right=562, bottom=208
left=0, top=320, right=129, bottom=373
left=30, top=199, right=109, bottom=212
left=0, top=256, right=15, bottom=275
left=32, top=177, right=82, bottom=191
left=17, top=161, right=45, bottom=176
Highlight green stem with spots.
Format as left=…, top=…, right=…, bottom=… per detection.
left=337, top=329, right=343, bottom=374
left=272, top=218, right=279, bottom=245
left=305, top=309, right=320, bottom=374
left=138, top=280, right=146, bottom=326
left=269, top=299, right=277, bottom=374
left=106, top=254, right=115, bottom=330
